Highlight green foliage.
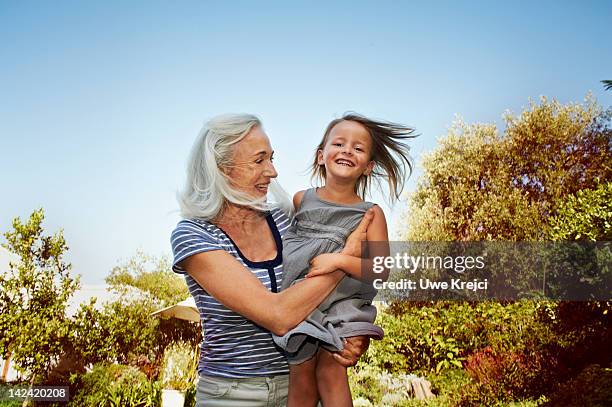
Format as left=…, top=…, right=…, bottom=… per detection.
left=403, top=95, right=611, bottom=241
left=70, top=252, right=200, bottom=371
left=364, top=301, right=549, bottom=374
left=71, top=298, right=160, bottom=366
left=159, top=342, right=198, bottom=391
left=349, top=365, right=386, bottom=404
left=0, top=209, right=79, bottom=383
left=360, top=301, right=575, bottom=404
left=449, top=300, right=611, bottom=404
left=391, top=95, right=612, bottom=404
left=106, top=251, right=189, bottom=307
left=69, top=363, right=159, bottom=407
left=549, top=182, right=612, bottom=241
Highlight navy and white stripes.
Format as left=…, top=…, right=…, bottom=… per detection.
left=171, top=208, right=291, bottom=378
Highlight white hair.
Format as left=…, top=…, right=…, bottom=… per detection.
left=178, top=113, right=292, bottom=220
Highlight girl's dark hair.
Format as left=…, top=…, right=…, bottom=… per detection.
left=311, top=112, right=416, bottom=203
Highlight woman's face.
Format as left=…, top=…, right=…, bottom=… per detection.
left=226, top=126, right=278, bottom=198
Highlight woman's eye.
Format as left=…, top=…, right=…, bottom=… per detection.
left=255, top=159, right=263, bottom=164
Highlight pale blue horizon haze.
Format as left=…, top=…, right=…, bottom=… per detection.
left=1, top=1, right=611, bottom=284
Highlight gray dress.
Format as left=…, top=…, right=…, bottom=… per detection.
left=273, top=188, right=384, bottom=364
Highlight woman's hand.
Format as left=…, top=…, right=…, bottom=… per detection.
left=307, top=253, right=342, bottom=277
left=333, top=336, right=371, bottom=367
left=342, top=207, right=375, bottom=258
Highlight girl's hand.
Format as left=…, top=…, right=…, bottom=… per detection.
left=342, top=207, right=375, bottom=258
left=333, top=336, right=371, bottom=367
left=307, top=253, right=341, bottom=277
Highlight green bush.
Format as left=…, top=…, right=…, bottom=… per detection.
left=69, top=363, right=159, bottom=407
left=364, top=301, right=550, bottom=375
left=349, top=365, right=386, bottom=404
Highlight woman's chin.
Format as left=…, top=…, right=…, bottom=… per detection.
left=248, top=190, right=269, bottom=201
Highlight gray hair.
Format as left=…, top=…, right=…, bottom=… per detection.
left=178, top=113, right=292, bottom=220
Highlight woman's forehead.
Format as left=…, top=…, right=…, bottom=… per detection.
left=233, top=126, right=273, bottom=157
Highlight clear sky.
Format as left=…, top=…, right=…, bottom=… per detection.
left=1, top=1, right=611, bottom=284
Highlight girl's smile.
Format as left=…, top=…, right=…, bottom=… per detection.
left=318, top=120, right=375, bottom=181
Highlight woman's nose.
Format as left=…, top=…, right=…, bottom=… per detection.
left=264, top=161, right=278, bottom=178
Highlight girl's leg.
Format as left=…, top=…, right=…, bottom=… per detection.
left=287, top=357, right=319, bottom=407
left=315, top=348, right=353, bottom=406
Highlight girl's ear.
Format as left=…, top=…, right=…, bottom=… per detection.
left=364, top=161, right=375, bottom=176
left=317, top=149, right=324, bottom=166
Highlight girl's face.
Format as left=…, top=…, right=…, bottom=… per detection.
left=317, top=120, right=375, bottom=183
left=225, top=126, right=278, bottom=198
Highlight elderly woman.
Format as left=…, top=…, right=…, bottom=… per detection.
left=171, top=114, right=373, bottom=406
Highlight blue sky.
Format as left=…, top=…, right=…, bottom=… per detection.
left=1, top=1, right=611, bottom=284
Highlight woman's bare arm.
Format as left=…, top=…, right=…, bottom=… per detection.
left=180, top=208, right=374, bottom=336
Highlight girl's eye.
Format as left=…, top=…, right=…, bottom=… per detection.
left=355, top=147, right=364, bottom=152
left=333, top=143, right=342, bottom=147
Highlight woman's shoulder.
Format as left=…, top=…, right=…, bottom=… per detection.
left=171, top=218, right=221, bottom=243
left=170, top=218, right=227, bottom=273
left=174, top=217, right=213, bottom=230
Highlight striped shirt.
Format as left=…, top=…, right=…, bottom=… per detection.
left=170, top=208, right=291, bottom=378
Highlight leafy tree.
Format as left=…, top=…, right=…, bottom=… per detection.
left=549, top=182, right=612, bottom=241
left=70, top=252, right=199, bottom=373
left=395, top=95, right=612, bottom=403
left=71, top=298, right=159, bottom=366
left=547, top=182, right=612, bottom=384
left=403, top=95, right=611, bottom=241
left=0, top=209, right=79, bottom=383
left=105, top=251, right=188, bottom=307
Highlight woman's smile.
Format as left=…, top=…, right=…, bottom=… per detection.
left=226, top=126, right=278, bottom=198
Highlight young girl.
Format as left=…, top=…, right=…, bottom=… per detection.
left=273, top=113, right=414, bottom=406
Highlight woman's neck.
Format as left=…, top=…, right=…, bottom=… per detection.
left=319, top=178, right=362, bottom=204
left=214, top=204, right=267, bottom=229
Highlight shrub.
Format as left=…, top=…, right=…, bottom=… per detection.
left=462, top=346, right=559, bottom=403
left=365, top=301, right=549, bottom=375
left=69, top=363, right=159, bottom=407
